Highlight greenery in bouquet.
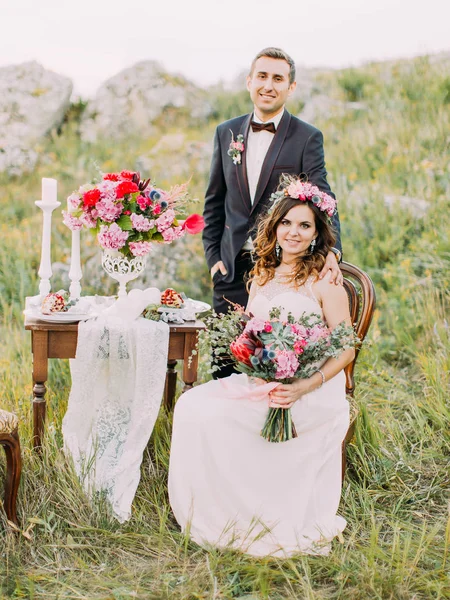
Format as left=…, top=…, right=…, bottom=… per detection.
left=201, top=305, right=357, bottom=443
left=62, top=170, right=204, bottom=258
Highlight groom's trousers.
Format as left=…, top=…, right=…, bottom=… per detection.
left=212, top=249, right=254, bottom=379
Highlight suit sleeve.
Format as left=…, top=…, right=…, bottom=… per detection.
left=202, top=128, right=227, bottom=271
left=303, top=130, right=342, bottom=254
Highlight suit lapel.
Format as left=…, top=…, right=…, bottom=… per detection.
left=250, top=110, right=292, bottom=215
left=236, top=114, right=252, bottom=212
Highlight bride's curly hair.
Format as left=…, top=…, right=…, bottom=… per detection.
left=249, top=188, right=337, bottom=288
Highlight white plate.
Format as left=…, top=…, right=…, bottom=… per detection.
left=187, top=299, right=211, bottom=313
left=157, top=298, right=211, bottom=314
left=24, top=308, right=96, bottom=323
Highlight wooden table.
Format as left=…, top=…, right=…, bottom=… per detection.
left=24, top=313, right=205, bottom=449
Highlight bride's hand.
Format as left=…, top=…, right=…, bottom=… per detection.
left=268, top=379, right=312, bottom=408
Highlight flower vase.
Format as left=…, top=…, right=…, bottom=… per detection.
left=101, top=249, right=147, bottom=297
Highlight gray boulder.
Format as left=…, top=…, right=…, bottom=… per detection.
left=299, top=94, right=367, bottom=124
left=0, top=61, right=72, bottom=175
left=80, top=61, right=213, bottom=142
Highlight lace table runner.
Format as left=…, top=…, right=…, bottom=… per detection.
left=62, top=314, right=169, bottom=521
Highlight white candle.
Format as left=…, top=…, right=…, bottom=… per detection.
left=67, top=198, right=82, bottom=299
left=41, top=178, right=58, bottom=206
left=36, top=177, right=61, bottom=297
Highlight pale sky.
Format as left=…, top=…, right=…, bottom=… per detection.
left=1, top=0, right=449, bottom=98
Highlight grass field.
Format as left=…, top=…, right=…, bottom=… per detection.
left=0, top=54, right=449, bottom=599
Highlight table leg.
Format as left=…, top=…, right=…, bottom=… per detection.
left=31, top=331, right=49, bottom=450
left=181, top=332, right=200, bottom=394
left=164, top=359, right=178, bottom=412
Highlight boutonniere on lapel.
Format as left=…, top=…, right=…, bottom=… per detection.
left=227, top=130, right=245, bottom=165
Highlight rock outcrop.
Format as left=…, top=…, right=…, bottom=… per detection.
left=0, top=61, right=72, bottom=175
left=80, top=61, right=213, bottom=142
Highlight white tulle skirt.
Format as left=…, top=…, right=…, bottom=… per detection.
left=168, top=372, right=349, bottom=557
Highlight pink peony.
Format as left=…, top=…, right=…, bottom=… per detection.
left=129, top=241, right=152, bottom=256
left=62, top=211, right=83, bottom=231
left=97, top=223, right=128, bottom=250
left=131, top=213, right=154, bottom=232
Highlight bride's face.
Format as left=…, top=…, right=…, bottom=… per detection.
left=276, top=204, right=318, bottom=260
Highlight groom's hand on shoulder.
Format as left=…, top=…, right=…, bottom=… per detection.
left=319, top=252, right=343, bottom=286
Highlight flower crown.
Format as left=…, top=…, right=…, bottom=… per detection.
left=269, top=176, right=337, bottom=219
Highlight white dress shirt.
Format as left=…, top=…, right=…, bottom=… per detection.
left=243, top=108, right=284, bottom=250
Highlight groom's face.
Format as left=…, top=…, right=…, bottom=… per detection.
left=247, top=57, right=296, bottom=120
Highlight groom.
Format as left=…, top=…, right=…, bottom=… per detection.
left=203, top=47, right=342, bottom=322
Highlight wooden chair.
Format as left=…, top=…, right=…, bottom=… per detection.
left=340, top=261, right=376, bottom=479
left=0, top=409, right=22, bottom=525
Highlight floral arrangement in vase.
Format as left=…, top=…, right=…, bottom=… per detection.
left=63, top=170, right=204, bottom=258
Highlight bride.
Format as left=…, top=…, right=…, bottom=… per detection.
left=168, top=176, right=355, bottom=557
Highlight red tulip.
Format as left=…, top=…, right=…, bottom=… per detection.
left=182, top=213, right=205, bottom=234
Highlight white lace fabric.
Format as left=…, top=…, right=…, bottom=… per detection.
left=249, top=275, right=320, bottom=308
left=62, top=314, right=169, bottom=522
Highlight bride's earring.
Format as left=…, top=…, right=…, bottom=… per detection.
left=310, top=239, right=317, bottom=253
left=275, top=241, right=281, bottom=259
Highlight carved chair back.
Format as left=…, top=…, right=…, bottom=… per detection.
left=340, top=262, right=376, bottom=397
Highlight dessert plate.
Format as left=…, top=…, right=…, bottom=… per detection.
left=23, top=308, right=96, bottom=324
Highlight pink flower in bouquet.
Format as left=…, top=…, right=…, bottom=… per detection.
left=264, top=323, right=273, bottom=333
left=79, top=210, right=97, bottom=228
left=62, top=212, right=83, bottom=231
left=308, top=324, right=330, bottom=342
left=244, top=317, right=266, bottom=334
left=291, top=324, right=307, bottom=337
left=97, top=223, right=129, bottom=250
left=137, top=196, right=150, bottom=210
left=274, top=349, right=299, bottom=379
left=96, top=198, right=123, bottom=222
left=293, top=339, right=307, bottom=355
left=156, top=209, right=176, bottom=232
left=162, top=226, right=183, bottom=242
left=67, top=193, right=81, bottom=211
left=182, top=213, right=205, bottom=235
left=129, top=241, right=153, bottom=256
left=153, top=204, right=162, bottom=215
left=97, top=179, right=118, bottom=200
left=131, top=213, right=154, bottom=232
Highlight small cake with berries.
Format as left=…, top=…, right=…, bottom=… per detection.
left=41, top=290, right=74, bottom=314
left=160, top=288, right=184, bottom=309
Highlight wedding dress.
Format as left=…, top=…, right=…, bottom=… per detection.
left=168, top=275, right=349, bottom=557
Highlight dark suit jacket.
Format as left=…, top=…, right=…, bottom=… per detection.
left=202, top=110, right=341, bottom=283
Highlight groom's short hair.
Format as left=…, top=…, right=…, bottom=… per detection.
left=250, top=47, right=296, bottom=84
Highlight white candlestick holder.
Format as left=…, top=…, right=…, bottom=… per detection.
left=68, top=229, right=82, bottom=299
left=35, top=199, right=61, bottom=298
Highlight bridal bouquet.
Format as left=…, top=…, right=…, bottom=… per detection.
left=202, top=305, right=356, bottom=442
left=63, top=170, right=204, bottom=257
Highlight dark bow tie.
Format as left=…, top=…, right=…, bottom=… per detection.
left=250, top=120, right=276, bottom=134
